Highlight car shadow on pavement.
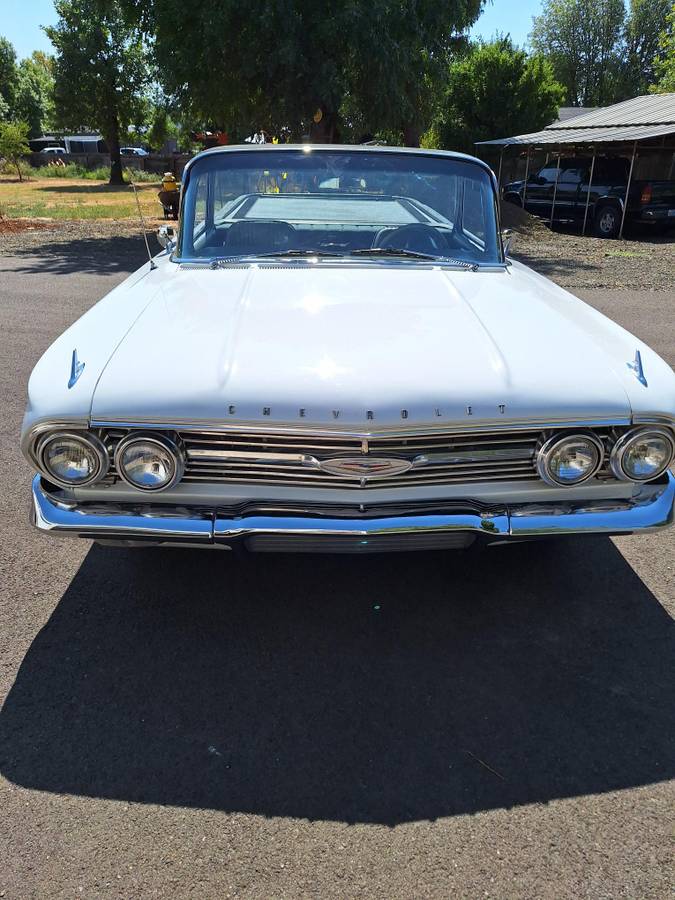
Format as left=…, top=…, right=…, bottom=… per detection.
left=0, top=537, right=673, bottom=825
left=3, top=236, right=155, bottom=277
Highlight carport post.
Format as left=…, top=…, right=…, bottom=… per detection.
left=619, top=141, right=637, bottom=239
left=582, top=149, right=597, bottom=236
left=497, top=146, right=504, bottom=189
left=522, top=146, right=531, bottom=208
left=549, top=153, right=561, bottom=225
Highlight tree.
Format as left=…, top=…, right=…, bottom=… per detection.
left=0, top=37, right=19, bottom=119
left=530, top=0, right=626, bottom=106
left=119, top=0, right=485, bottom=145
left=623, top=0, right=672, bottom=96
left=45, top=1, right=149, bottom=184
left=14, top=52, right=55, bottom=138
left=651, top=2, right=675, bottom=92
left=0, top=121, right=31, bottom=181
left=433, top=38, right=565, bottom=152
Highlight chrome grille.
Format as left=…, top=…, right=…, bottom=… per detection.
left=181, top=429, right=542, bottom=489
left=101, top=426, right=621, bottom=489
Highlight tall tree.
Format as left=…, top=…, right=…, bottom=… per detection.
left=433, top=38, right=565, bottom=152
left=14, top=52, right=55, bottom=138
left=0, top=37, right=19, bottom=119
left=650, top=2, right=675, bottom=92
left=623, top=0, right=672, bottom=95
left=119, top=0, right=484, bottom=144
left=45, top=0, right=149, bottom=184
left=530, top=0, right=626, bottom=106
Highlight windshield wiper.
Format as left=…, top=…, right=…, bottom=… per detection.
left=350, top=247, right=478, bottom=268
left=210, top=249, right=345, bottom=267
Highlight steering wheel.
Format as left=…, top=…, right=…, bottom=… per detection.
left=373, top=223, right=450, bottom=255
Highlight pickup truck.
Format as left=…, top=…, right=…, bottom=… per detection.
left=502, top=156, right=675, bottom=237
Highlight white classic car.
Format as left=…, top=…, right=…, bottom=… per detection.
left=22, top=145, right=675, bottom=552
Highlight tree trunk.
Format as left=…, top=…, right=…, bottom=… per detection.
left=15, top=158, right=23, bottom=182
left=107, top=114, right=124, bottom=186
left=402, top=123, right=421, bottom=148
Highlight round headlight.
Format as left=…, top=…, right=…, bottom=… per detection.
left=537, top=433, right=604, bottom=486
left=610, top=428, right=674, bottom=482
left=39, top=432, right=108, bottom=487
left=115, top=433, right=183, bottom=491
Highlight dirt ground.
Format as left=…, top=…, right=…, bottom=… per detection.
left=0, top=201, right=673, bottom=291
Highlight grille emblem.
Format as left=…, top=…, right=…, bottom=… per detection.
left=319, top=457, right=412, bottom=480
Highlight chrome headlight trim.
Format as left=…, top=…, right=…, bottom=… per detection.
left=536, top=432, right=605, bottom=487
left=610, top=427, right=675, bottom=482
left=37, top=430, right=109, bottom=488
left=114, top=431, right=185, bottom=492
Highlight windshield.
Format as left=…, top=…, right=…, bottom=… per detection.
left=177, top=148, right=501, bottom=265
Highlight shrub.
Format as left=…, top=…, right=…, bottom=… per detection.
left=0, top=157, right=33, bottom=179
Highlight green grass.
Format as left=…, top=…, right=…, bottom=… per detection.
left=33, top=163, right=160, bottom=183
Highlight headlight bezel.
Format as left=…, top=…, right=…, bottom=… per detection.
left=609, top=427, right=674, bottom=482
left=37, top=430, right=109, bottom=488
left=114, top=431, right=185, bottom=492
left=536, top=432, right=605, bottom=487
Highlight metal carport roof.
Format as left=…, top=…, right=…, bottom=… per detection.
left=476, top=93, right=675, bottom=147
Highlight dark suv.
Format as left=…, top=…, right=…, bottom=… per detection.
left=503, top=156, right=675, bottom=237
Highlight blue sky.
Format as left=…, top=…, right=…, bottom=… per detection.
left=2, top=0, right=543, bottom=61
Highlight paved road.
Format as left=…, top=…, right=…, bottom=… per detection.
left=0, top=241, right=673, bottom=899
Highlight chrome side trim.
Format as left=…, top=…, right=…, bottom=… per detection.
left=186, top=447, right=321, bottom=468
left=31, top=473, right=675, bottom=547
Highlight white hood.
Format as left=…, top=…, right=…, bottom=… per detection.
left=89, top=261, right=643, bottom=428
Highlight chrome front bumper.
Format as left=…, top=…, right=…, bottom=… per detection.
left=30, top=473, right=675, bottom=552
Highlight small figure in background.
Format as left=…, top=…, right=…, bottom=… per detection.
left=158, top=171, right=179, bottom=219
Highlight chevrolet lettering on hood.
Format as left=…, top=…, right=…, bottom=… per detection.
left=22, top=145, right=675, bottom=554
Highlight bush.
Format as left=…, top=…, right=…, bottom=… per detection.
left=31, top=163, right=160, bottom=183
left=0, top=157, right=33, bottom=179
left=33, top=162, right=87, bottom=178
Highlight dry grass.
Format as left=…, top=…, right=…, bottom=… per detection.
left=0, top=176, right=163, bottom=222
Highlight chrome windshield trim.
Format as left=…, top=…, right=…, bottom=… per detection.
left=170, top=255, right=509, bottom=271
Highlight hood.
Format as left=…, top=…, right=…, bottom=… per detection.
left=90, top=262, right=636, bottom=428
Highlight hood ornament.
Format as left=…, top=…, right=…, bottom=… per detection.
left=319, top=457, right=412, bottom=480
left=627, top=349, right=647, bottom=387
left=68, top=349, right=85, bottom=389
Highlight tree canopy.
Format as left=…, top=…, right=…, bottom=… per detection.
left=119, top=0, right=485, bottom=144
left=431, top=38, right=564, bottom=152
left=45, top=0, right=149, bottom=183
left=14, top=52, right=55, bottom=137
left=651, top=2, right=675, bottom=93
left=531, top=0, right=673, bottom=105
left=0, top=120, right=31, bottom=180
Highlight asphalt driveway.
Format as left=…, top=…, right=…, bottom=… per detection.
left=0, top=236, right=673, bottom=898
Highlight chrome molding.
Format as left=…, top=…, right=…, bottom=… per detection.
left=31, top=473, right=675, bottom=548
left=89, top=416, right=633, bottom=440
